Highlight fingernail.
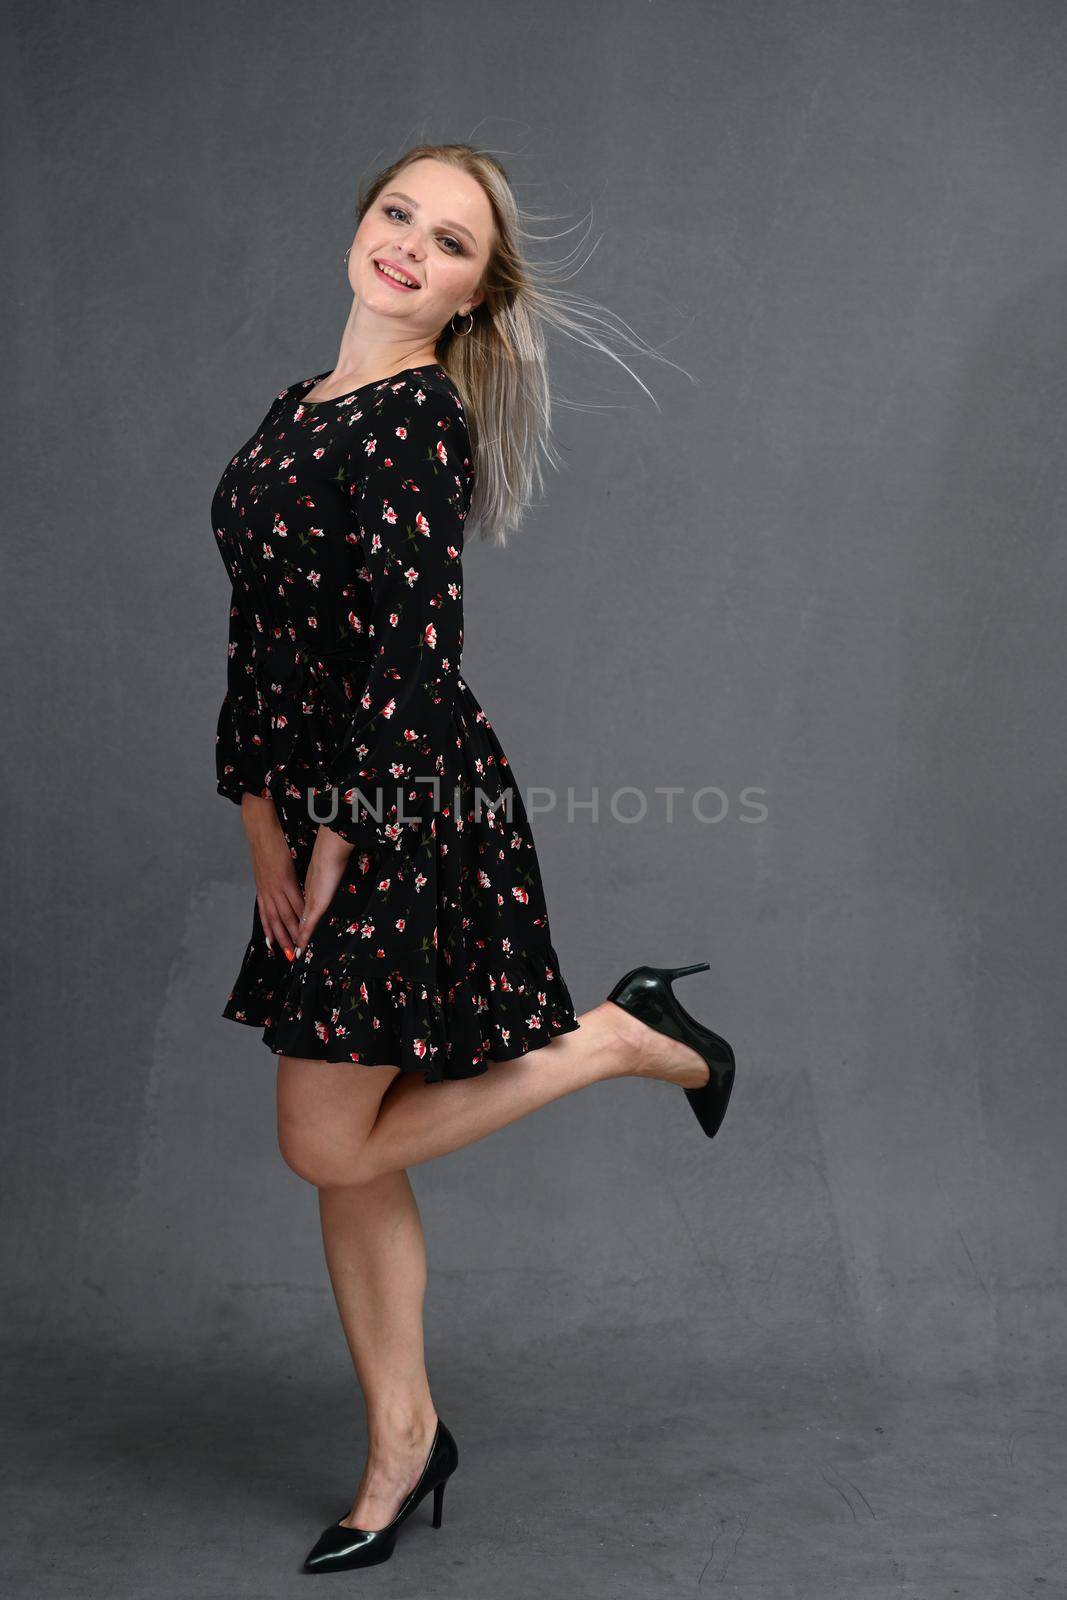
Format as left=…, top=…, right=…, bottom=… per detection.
left=284, top=947, right=295, bottom=962
left=265, top=936, right=273, bottom=953
left=294, top=946, right=303, bottom=959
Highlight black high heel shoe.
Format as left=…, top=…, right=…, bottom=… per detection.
left=607, top=961, right=736, bottom=1138
left=302, top=1416, right=459, bottom=1573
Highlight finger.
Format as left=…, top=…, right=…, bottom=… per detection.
left=268, top=902, right=300, bottom=959
left=258, top=890, right=300, bottom=960
left=276, top=892, right=304, bottom=952
left=280, top=880, right=306, bottom=926
left=267, top=903, right=295, bottom=959
left=256, top=894, right=280, bottom=956
left=294, top=902, right=325, bottom=959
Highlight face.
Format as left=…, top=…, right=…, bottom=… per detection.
left=348, top=158, right=492, bottom=339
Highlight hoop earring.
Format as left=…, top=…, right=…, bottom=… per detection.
left=343, top=247, right=351, bottom=266
left=451, top=310, right=474, bottom=335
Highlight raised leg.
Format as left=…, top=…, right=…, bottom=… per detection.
left=357, top=998, right=708, bottom=1178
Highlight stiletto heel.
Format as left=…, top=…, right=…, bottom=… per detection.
left=662, top=960, right=710, bottom=980
left=607, top=961, right=736, bottom=1139
left=302, top=1416, right=459, bottom=1573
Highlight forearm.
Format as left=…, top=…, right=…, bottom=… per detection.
left=241, top=789, right=280, bottom=834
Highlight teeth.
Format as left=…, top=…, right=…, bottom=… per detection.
left=376, top=260, right=418, bottom=288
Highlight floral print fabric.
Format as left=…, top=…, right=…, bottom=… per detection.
left=212, top=363, right=580, bottom=1079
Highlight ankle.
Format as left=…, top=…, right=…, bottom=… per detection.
left=366, top=1400, right=438, bottom=1456
left=596, top=999, right=650, bottom=1079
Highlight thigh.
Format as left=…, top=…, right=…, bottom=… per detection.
left=276, top=1056, right=400, bottom=1186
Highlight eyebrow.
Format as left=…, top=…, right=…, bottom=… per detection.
left=381, top=191, right=479, bottom=247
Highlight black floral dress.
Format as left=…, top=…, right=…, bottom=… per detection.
left=211, top=362, right=581, bottom=1080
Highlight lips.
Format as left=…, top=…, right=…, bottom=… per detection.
left=373, top=258, right=420, bottom=290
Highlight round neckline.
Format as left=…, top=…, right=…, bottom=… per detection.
left=297, top=362, right=446, bottom=406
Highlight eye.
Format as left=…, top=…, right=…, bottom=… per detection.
left=383, top=203, right=464, bottom=255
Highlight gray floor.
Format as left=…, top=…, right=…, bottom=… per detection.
left=2, top=1325, right=1061, bottom=1597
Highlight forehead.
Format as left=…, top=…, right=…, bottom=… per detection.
left=384, top=161, right=492, bottom=233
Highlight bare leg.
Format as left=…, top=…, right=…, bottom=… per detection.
left=358, top=998, right=708, bottom=1179
left=317, top=1170, right=439, bottom=1532
left=290, top=998, right=706, bottom=1532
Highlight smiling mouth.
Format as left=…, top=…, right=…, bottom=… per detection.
left=373, top=258, right=420, bottom=290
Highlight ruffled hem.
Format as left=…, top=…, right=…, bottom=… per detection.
left=221, top=943, right=581, bottom=1082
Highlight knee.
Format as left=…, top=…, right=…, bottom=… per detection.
left=276, top=1118, right=378, bottom=1189
left=275, top=1055, right=392, bottom=1188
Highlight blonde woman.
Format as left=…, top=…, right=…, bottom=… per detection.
left=210, top=144, right=736, bottom=1573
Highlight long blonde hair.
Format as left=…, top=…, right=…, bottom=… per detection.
left=354, top=144, right=689, bottom=546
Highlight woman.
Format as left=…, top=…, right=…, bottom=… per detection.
left=210, top=144, right=736, bottom=1573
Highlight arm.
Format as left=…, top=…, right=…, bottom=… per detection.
left=215, top=588, right=271, bottom=805
left=317, top=382, right=470, bottom=846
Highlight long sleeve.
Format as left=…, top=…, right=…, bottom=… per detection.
left=317, top=383, right=470, bottom=846
left=215, top=587, right=271, bottom=805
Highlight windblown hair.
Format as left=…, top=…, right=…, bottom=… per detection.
left=354, top=143, right=688, bottom=546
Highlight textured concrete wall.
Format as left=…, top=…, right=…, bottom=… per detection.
left=3, top=0, right=1065, bottom=1393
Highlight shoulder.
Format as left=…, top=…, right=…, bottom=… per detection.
left=372, top=366, right=464, bottom=419
left=279, top=372, right=319, bottom=402
left=364, top=368, right=470, bottom=456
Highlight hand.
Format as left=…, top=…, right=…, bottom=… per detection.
left=241, top=794, right=305, bottom=961
left=293, top=825, right=356, bottom=957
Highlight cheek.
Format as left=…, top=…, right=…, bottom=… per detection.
left=354, top=214, right=390, bottom=250
left=435, top=258, right=480, bottom=299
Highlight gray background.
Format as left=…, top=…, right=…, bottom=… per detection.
left=2, top=0, right=1064, bottom=1595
